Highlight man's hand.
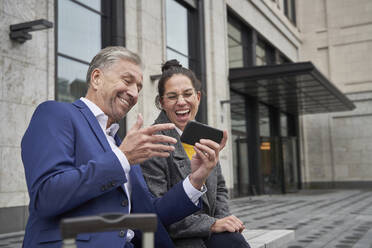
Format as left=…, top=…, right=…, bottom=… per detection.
left=189, top=130, right=228, bottom=190
left=119, top=114, right=177, bottom=165
left=210, top=215, right=245, bottom=233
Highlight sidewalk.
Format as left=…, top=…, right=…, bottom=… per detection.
left=230, top=189, right=372, bottom=248
left=1, top=189, right=372, bottom=247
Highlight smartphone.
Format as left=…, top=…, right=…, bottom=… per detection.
left=180, top=121, right=223, bottom=146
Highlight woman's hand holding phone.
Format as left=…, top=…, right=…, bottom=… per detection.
left=189, top=130, right=228, bottom=190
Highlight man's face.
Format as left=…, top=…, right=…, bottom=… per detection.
left=92, top=59, right=143, bottom=125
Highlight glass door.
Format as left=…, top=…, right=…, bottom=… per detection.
left=260, top=137, right=282, bottom=194
left=282, top=137, right=299, bottom=192
left=232, top=135, right=250, bottom=197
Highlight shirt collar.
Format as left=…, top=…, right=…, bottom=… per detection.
left=80, top=97, right=120, bottom=137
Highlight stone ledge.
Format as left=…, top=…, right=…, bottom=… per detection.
left=0, top=231, right=24, bottom=247
left=242, top=229, right=295, bottom=248
left=0, top=230, right=295, bottom=248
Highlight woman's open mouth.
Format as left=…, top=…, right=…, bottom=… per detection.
left=176, top=109, right=190, bottom=118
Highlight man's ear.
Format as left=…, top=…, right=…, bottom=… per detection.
left=90, top=68, right=102, bottom=90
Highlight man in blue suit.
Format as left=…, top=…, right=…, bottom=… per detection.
left=21, top=46, right=227, bottom=248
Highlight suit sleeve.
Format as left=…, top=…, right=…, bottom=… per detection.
left=167, top=163, right=230, bottom=238
left=21, top=102, right=126, bottom=218
left=130, top=164, right=200, bottom=227
left=141, top=155, right=217, bottom=238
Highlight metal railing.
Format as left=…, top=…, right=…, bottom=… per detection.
left=60, top=213, right=157, bottom=248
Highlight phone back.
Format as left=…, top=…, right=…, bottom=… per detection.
left=180, top=121, right=223, bottom=145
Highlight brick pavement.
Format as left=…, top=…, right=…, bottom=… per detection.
left=230, top=189, right=372, bottom=248
left=1, top=189, right=372, bottom=247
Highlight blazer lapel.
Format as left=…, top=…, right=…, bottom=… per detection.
left=155, top=111, right=211, bottom=209
left=205, top=168, right=217, bottom=212
left=172, top=140, right=192, bottom=178
left=72, top=100, right=111, bottom=152
left=113, top=135, right=127, bottom=193
left=155, top=111, right=191, bottom=179
left=114, top=134, right=121, bottom=147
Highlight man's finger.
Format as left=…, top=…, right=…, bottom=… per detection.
left=132, top=151, right=173, bottom=164
left=144, top=123, right=176, bottom=135
left=129, top=113, right=144, bottom=132
left=149, top=151, right=174, bottom=158
left=146, top=143, right=175, bottom=152
left=150, top=134, right=177, bottom=144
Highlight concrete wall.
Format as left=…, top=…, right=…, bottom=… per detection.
left=298, top=0, right=372, bottom=186
left=125, top=0, right=165, bottom=130
left=202, top=0, right=234, bottom=190
left=0, top=0, right=54, bottom=211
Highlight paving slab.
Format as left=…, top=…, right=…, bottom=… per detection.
left=1, top=189, right=372, bottom=247
left=230, top=189, right=372, bottom=248
left=242, top=229, right=295, bottom=248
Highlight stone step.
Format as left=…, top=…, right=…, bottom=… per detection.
left=242, top=229, right=295, bottom=248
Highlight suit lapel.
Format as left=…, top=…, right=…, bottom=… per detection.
left=114, top=134, right=121, bottom=147
left=72, top=100, right=111, bottom=152
left=114, top=135, right=127, bottom=193
left=155, top=111, right=211, bottom=209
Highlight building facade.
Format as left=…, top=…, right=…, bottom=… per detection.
left=298, top=0, right=372, bottom=189
left=0, top=0, right=371, bottom=234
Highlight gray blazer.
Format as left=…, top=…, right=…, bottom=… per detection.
left=141, top=111, right=230, bottom=248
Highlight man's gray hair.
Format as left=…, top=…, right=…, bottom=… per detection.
left=86, top=46, right=142, bottom=84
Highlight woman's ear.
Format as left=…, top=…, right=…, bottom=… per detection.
left=159, top=96, right=164, bottom=109
left=196, top=91, right=201, bottom=102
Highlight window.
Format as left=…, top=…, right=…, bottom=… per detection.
left=228, top=21, right=244, bottom=68
left=280, top=113, right=288, bottom=137
left=56, top=0, right=104, bottom=102
left=165, top=0, right=207, bottom=123
left=56, top=0, right=126, bottom=136
left=277, top=53, right=291, bottom=64
left=165, top=0, right=203, bottom=72
left=284, top=0, right=296, bottom=25
left=256, top=40, right=267, bottom=66
left=259, top=103, right=270, bottom=137
left=166, top=0, right=189, bottom=68
left=56, top=0, right=125, bottom=102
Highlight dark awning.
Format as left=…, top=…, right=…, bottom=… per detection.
left=229, top=62, right=355, bottom=115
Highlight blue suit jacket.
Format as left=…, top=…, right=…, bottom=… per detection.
left=21, top=100, right=200, bottom=248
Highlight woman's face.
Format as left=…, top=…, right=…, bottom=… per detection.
left=160, top=74, right=201, bottom=131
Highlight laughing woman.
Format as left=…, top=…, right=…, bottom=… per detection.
left=140, top=60, right=250, bottom=248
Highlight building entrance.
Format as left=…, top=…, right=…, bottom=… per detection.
left=232, top=135, right=250, bottom=197
left=260, top=137, right=282, bottom=194
left=282, top=137, right=299, bottom=192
